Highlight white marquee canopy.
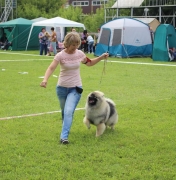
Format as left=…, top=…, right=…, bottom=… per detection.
left=26, top=17, right=85, bottom=50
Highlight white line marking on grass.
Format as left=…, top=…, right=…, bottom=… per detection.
left=1, top=53, right=176, bottom=67
left=0, top=59, right=51, bottom=62
left=0, top=96, right=173, bottom=121
left=152, top=98, right=171, bottom=101
left=108, top=60, right=176, bottom=67
left=0, top=51, right=52, bottom=57
left=1, top=59, right=176, bottom=67
left=0, top=108, right=85, bottom=121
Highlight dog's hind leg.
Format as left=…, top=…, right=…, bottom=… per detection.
left=96, top=123, right=106, bottom=137
left=110, top=124, right=115, bottom=130
left=83, top=117, right=91, bottom=129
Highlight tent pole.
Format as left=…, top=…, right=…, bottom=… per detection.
left=26, top=25, right=34, bottom=51
left=159, top=6, right=162, bottom=23
left=104, top=8, right=106, bottom=23
left=131, top=8, right=133, bottom=18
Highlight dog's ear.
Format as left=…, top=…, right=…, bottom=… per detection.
left=94, top=91, right=104, bottom=97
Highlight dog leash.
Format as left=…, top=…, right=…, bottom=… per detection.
left=99, top=55, right=108, bottom=87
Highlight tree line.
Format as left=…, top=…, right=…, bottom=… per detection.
left=4, top=0, right=115, bottom=32
left=1, top=0, right=174, bottom=32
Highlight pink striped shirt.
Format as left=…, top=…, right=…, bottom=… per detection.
left=54, top=49, right=86, bottom=87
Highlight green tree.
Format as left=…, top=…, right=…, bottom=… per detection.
left=82, top=0, right=130, bottom=32
left=58, top=6, right=83, bottom=22
left=83, top=8, right=105, bottom=32
left=17, top=0, right=66, bottom=19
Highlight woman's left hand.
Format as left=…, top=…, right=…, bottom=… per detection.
left=101, top=53, right=109, bottom=60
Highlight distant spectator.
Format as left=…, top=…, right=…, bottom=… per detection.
left=94, top=28, right=100, bottom=51
left=58, top=41, right=65, bottom=51
left=38, top=28, right=49, bottom=55
left=71, top=28, right=80, bottom=37
left=0, top=33, right=8, bottom=45
left=169, top=47, right=176, bottom=60
left=72, top=28, right=76, bottom=32
left=150, top=26, right=154, bottom=44
left=0, top=33, right=12, bottom=50
left=86, top=33, right=94, bottom=54
left=3, top=41, right=12, bottom=50
left=81, top=30, right=88, bottom=52
left=50, top=27, right=57, bottom=56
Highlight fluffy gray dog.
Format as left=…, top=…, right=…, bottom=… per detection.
left=83, top=91, right=118, bottom=137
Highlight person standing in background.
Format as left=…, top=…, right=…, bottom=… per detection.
left=71, top=28, right=76, bottom=32
left=81, top=30, right=88, bottom=53
left=50, top=27, right=57, bottom=56
left=0, top=33, right=8, bottom=46
left=38, top=28, right=49, bottom=55
left=86, top=33, right=94, bottom=54
left=149, top=26, right=154, bottom=44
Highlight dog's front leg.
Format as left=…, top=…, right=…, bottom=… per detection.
left=83, top=117, right=91, bottom=129
left=96, top=123, right=106, bottom=137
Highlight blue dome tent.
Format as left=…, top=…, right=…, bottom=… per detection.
left=95, top=18, right=153, bottom=58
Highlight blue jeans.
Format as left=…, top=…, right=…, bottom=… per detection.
left=56, top=86, right=82, bottom=140
left=40, top=43, right=47, bottom=55
left=88, top=41, right=94, bottom=53
left=51, top=42, right=57, bottom=55
left=173, top=52, right=176, bottom=59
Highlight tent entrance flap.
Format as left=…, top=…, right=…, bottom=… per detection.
left=112, top=29, right=122, bottom=46
left=109, top=29, right=122, bottom=56
left=99, top=28, right=111, bottom=46
left=95, top=28, right=111, bottom=56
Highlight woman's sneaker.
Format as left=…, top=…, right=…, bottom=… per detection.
left=60, top=139, right=69, bottom=145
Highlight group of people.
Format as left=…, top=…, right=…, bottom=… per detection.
left=80, top=29, right=100, bottom=54
left=70, top=28, right=100, bottom=54
left=38, top=27, right=57, bottom=56
left=0, top=33, right=12, bottom=50
left=38, top=27, right=100, bottom=56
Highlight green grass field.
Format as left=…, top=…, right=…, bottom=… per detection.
left=0, top=51, right=176, bottom=180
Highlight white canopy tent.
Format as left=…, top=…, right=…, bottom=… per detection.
left=26, top=17, right=85, bottom=50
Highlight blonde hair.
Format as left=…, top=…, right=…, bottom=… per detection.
left=63, top=32, right=81, bottom=48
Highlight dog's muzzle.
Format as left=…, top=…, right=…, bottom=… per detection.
left=88, top=94, right=97, bottom=106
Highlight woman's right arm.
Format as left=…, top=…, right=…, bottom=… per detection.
left=40, top=60, right=59, bottom=88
